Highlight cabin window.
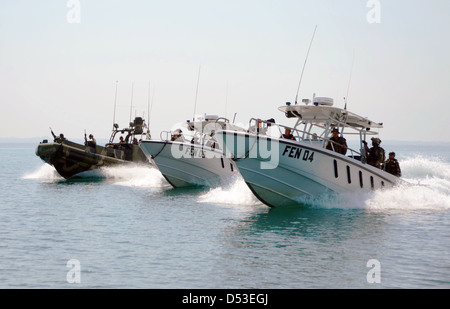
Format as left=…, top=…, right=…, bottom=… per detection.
left=230, top=163, right=234, bottom=172
left=370, top=176, right=374, bottom=189
left=359, top=171, right=363, bottom=188
left=333, top=160, right=338, bottom=178
left=381, top=181, right=385, bottom=187
left=347, top=166, right=351, bottom=184
left=220, top=158, right=225, bottom=168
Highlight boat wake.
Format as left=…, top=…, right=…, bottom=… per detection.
left=197, top=176, right=261, bottom=207
left=23, top=163, right=169, bottom=188
left=298, top=155, right=450, bottom=211
left=23, top=164, right=63, bottom=181
left=103, top=165, right=170, bottom=188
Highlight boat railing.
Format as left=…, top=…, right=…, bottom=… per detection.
left=160, top=129, right=219, bottom=150
left=160, top=130, right=189, bottom=143
left=213, top=117, right=230, bottom=124
left=160, top=130, right=172, bottom=141
left=248, top=118, right=364, bottom=161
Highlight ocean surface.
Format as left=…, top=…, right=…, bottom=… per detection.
left=0, top=141, right=449, bottom=289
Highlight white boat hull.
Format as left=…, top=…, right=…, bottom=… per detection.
left=140, top=140, right=237, bottom=188
left=216, top=131, right=401, bottom=207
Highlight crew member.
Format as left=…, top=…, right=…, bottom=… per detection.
left=56, top=133, right=67, bottom=142
left=364, top=137, right=385, bottom=169
left=326, top=128, right=347, bottom=155
left=249, top=120, right=267, bottom=134
left=206, top=131, right=218, bottom=149
left=281, top=128, right=296, bottom=141
left=115, top=136, right=127, bottom=149
left=384, top=152, right=402, bottom=177
left=86, top=134, right=96, bottom=147
left=171, top=129, right=185, bottom=142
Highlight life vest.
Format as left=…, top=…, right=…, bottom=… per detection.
left=282, top=134, right=295, bottom=140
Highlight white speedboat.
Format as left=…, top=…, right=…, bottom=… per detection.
left=140, top=115, right=244, bottom=188
left=215, top=96, right=402, bottom=207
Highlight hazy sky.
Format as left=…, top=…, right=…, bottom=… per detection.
left=1, top=0, right=449, bottom=142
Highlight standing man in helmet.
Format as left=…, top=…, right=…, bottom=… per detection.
left=384, top=152, right=402, bottom=177
left=363, top=137, right=385, bottom=169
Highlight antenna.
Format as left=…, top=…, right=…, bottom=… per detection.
left=112, top=80, right=118, bottom=129
left=344, top=50, right=355, bottom=110
left=147, top=81, right=151, bottom=123
left=193, top=65, right=201, bottom=121
left=149, top=84, right=155, bottom=124
left=129, top=82, right=134, bottom=123
left=295, top=25, right=317, bottom=105
left=225, top=81, right=229, bottom=118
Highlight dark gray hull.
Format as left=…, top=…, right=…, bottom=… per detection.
left=36, top=140, right=149, bottom=179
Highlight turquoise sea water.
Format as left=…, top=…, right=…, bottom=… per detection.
left=0, top=141, right=449, bottom=288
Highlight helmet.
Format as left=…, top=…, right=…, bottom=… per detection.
left=371, top=137, right=381, bottom=145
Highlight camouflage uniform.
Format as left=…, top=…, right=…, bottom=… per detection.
left=326, top=135, right=348, bottom=155
left=384, top=153, right=402, bottom=177
left=365, top=138, right=385, bottom=168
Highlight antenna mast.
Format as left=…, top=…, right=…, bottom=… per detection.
left=147, top=81, right=151, bottom=123
left=225, top=81, right=229, bottom=118
left=344, top=50, right=355, bottom=110
left=193, top=65, right=201, bottom=121
left=295, top=25, right=317, bottom=104
left=112, top=80, right=118, bottom=129
left=149, top=84, right=155, bottom=124
left=129, top=82, right=134, bottom=123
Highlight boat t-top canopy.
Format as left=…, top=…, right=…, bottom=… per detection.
left=278, top=100, right=383, bottom=132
